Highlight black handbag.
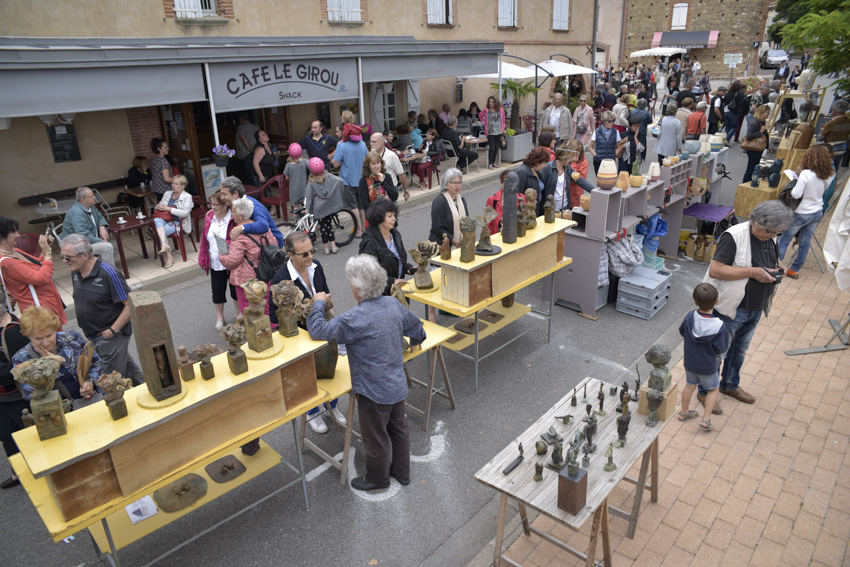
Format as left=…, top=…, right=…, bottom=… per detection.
left=499, top=134, right=507, bottom=150
left=778, top=179, right=801, bottom=210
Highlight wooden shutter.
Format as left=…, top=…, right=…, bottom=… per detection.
left=553, top=0, right=569, bottom=31
left=427, top=0, right=452, bottom=24
left=328, top=0, right=362, bottom=22
left=175, top=0, right=203, bottom=19
left=671, top=3, right=688, bottom=30
left=498, top=0, right=517, bottom=27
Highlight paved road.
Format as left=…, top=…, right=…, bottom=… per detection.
left=2, top=73, right=840, bottom=566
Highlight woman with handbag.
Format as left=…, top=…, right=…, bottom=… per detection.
left=0, top=294, right=30, bottom=489
left=0, top=217, right=66, bottom=328
left=572, top=95, right=596, bottom=148
left=741, top=105, right=770, bottom=183
left=153, top=174, right=193, bottom=268
left=198, top=192, right=238, bottom=330
left=777, top=145, right=836, bottom=279
left=479, top=96, right=506, bottom=170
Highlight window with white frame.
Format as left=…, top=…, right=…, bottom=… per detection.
left=175, top=0, right=217, bottom=18
left=427, top=0, right=453, bottom=25
left=671, top=3, right=688, bottom=30
left=498, top=0, right=518, bottom=27
left=553, top=0, right=570, bottom=31
left=383, top=89, right=397, bottom=132
left=328, top=0, right=362, bottom=23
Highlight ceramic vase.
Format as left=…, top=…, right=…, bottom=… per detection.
left=671, top=156, right=680, bottom=164
left=710, top=134, right=723, bottom=152
left=615, top=171, right=629, bottom=190
left=629, top=175, right=643, bottom=187
left=596, top=159, right=618, bottom=190
left=649, top=162, right=661, bottom=181
left=701, top=142, right=712, bottom=153
left=580, top=194, right=591, bottom=211
left=662, top=158, right=672, bottom=167
left=684, top=140, right=702, bottom=154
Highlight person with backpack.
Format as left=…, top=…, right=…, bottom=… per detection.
left=219, top=176, right=284, bottom=248
left=218, top=197, right=278, bottom=314
left=723, top=80, right=747, bottom=142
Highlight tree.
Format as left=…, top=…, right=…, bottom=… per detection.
left=769, top=0, right=815, bottom=47
left=489, top=79, right=541, bottom=131
left=781, top=0, right=850, bottom=95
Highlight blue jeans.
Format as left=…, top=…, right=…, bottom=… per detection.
left=154, top=217, right=177, bottom=237
left=723, top=111, right=739, bottom=140
left=777, top=210, right=824, bottom=272
left=699, top=308, right=762, bottom=395
left=307, top=398, right=339, bottom=417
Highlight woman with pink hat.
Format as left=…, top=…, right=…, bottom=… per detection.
left=283, top=142, right=309, bottom=205
left=305, top=158, right=346, bottom=255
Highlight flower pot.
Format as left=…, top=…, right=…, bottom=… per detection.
left=580, top=194, right=591, bottom=211
left=502, top=132, right=533, bottom=163
left=649, top=162, right=661, bottom=181
left=710, top=134, right=723, bottom=152
left=212, top=155, right=230, bottom=167
left=630, top=175, right=644, bottom=187
left=596, top=159, right=618, bottom=190
left=616, top=171, right=629, bottom=190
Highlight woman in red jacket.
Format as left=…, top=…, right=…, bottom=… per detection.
left=0, top=217, right=65, bottom=328
left=197, top=192, right=238, bottom=330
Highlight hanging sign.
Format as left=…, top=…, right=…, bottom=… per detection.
left=208, top=58, right=358, bottom=112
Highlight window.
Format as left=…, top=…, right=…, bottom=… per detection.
left=553, top=0, right=570, bottom=31
left=328, top=0, right=362, bottom=23
left=427, top=0, right=453, bottom=25
left=174, top=0, right=216, bottom=18
left=382, top=89, right=397, bottom=132
left=498, top=0, right=518, bottom=27
left=671, top=3, right=688, bottom=30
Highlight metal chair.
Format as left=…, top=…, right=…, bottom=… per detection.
left=92, top=188, right=132, bottom=220
left=51, top=223, right=63, bottom=245
left=443, top=142, right=459, bottom=170
left=191, top=195, right=211, bottom=236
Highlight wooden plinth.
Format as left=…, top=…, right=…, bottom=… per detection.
left=557, top=467, right=587, bottom=515
left=637, top=381, right=679, bottom=422
left=734, top=180, right=780, bottom=219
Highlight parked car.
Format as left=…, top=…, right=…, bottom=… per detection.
left=760, top=49, right=788, bottom=69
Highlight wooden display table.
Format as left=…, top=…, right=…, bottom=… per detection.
left=11, top=329, right=333, bottom=565
left=474, top=376, right=676, bottom=566
left=404, top=219, right=573, bottom=388
left=734, top=179, right=780, bottom=219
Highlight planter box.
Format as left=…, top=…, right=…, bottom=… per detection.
left=502, top=131, right=532, bottom=163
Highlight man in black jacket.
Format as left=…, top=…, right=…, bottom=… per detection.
left=440, top=117, right=479, bottom=171
left=708, top=85, right=727, bottom=134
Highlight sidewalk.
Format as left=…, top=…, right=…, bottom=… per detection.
left=500, top=200, right=850, bottom=566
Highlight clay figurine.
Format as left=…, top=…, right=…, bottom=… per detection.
left=440, top=233, right=451, bottom=260
left=270, top=280, right=304, bottom=338
left=751, top=164, right=761, bottom=187
left=543, top=194, right=556, bottom=224
left=615, top=406, right=631, bottom=448
left=549, top=442, right=565, bottom=471
left=534, top=462, right=544, bottom=482
left=572, top=429, right=585, bottom=450
left=535, top=440, right=548, bottom=455
left=409, top=241, right=439, bottom=288
left=501, top=172, right=519, bottom=244
left=646, top=389, right=665, bottom=427
left=645, top=344, right=672, bottom=390
left=21, top=408, right=35, bottom=428
left=521, top=188, right=538, bottom=231
left=609, top=384, right=618, bottom=397
left=603, top=442, right=617, bottom=471
left=502, top=442, right=525, bottom=474
left=98, top=371, right=133, bottom=420
left=221, top=316, right=248, bottom=375
left=541, top=426, right=563, bottom=445
left=177, top=345, right=195, bottom=381
left=555, top=414, right=572, bottom=425
left=596, top=388, right=606, bottom=416
left=581, top=383, right=588, bottom=403
left=475, top=207, right=501, bottom=255
left=459, top=216, right=477, bottom=263
left=584, top=423, right=596, bottom=453
left=571, top=387, right=577, bottom=407
left=188, top=344, right=224, bottom=380
left=241, top=279, right=274, bottom=352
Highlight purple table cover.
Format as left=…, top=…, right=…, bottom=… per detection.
left=683, top=203, right=734, bottom=223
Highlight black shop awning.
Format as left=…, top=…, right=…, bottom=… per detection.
left=652, top=31, right=719, bottom=49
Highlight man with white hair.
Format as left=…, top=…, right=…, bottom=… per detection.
left=307, top=255, right=425, bottom=491
left=61, top=187, right=115, bottom=267
left=541, top=92, right=574, bottom=145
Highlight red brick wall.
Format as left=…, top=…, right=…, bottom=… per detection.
left=126, top=107, right=164, bottom=160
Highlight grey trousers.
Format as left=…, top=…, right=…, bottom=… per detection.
left=93, top=332, right=144, bottom=385
left=91, top=241, right=116, bottom=268
left=357, top=394, right=410, bottom=483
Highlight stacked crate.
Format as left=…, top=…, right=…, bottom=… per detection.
left=615, top=266, right=672, bottom=320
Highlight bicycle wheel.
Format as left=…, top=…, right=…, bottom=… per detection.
left=280, top=222, right=298, bottom=239
left=331, top=209, right=358, bottom=247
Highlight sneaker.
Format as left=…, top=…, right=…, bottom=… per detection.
left=331, top=244, right=338, bottom=254
left=338, top=344, right=347, bottom=356
left=785, top=269, right=799, bottom=279
left=308, top=415, right=328, bottom=434
left=331, top=407, right=347, bottom=426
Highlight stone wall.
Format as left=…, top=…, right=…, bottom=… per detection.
left=622, top=0, right=771, bottom=79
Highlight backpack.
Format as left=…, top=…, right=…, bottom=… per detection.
left=243, top=233, right=286, bottom=282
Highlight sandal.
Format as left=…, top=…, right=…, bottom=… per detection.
left=215, top=320, right=225, bottom=330
left=699, top=419, right=712, bottom=432
left=678, top=410, right=699, bottom=422
left=164, top=260, right=174, bottom=269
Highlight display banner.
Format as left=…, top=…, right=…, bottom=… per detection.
left=209, top=58, right=358, bottom=112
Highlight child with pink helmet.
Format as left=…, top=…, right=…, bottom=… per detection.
left=305, top=158, right=346, bottom=254
left=283, top=142, right=309, bottom=205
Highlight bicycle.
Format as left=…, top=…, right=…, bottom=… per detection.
left=281, top=206, right=359, bottom=248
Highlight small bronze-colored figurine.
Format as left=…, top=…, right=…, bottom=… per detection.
left=572, top=428, right=585, bottom=450
left=555, top=414, right=572, bottom=425
left=21, top=408, right=35, bottom=428
left=581, top=444, right=591, bottom=469
left=534, top=462, right=544, bottom=482
left=459, top=216, right=477, bottom=263
left=409, top=241, right=439, bottom=289
left=221, top=316, right=248, bottom=375
left=584, top=423, right=596, bottom=453
left=571, top=387, right=577, bottom=407
left=519, top=188, right=538, bottom=232
left=648, top=368, right=667, bottom=392
left=177, top=345, right=195, bottom=381
left=12, top=355, right=67, bottom=440
left=502, top=442, right=524, bottom=474
left=584, top=404, right=598, bottom=437
left=646, top=389, right=665, bottom=427
left=567, top=445, right=579, bottom=476
left=475, top=207, right=501, bottom=255
left=535, top=440, right=548, bottom=455
left=632, top=369, right=640, bottom=402
left=98, top=371, right=133, bottom=420
left=188, top=344, right=224, bottom=380
left=543, top=194, right=556, bottom=224
left=541, top=426, right=563, bottom=445
left=596, top=388, right=606, bottom=416
left=270, top=280, right=303, bottom=338
left=615, top=405, right=631, bottom=448
left=549, top=442, right=565, bottom=471
left=581, top=383, right=588, bottom=403
left=242, top=279, right=274, bottom=352
left=603, top=442, right=617, bottom=471
left=440, top=233, right=451, bottom=260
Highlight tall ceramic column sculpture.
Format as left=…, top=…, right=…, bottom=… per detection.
left=501, top=171, right=519, bottom=244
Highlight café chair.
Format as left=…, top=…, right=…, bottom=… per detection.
left=51, top=223, right=64, bottom=245
left=93, top=188, right=132, bottom=221
left=191, top=195, right=211, bottom=236
left=258, top=174, right=289, bottom=220
left=159, top=224, right=193, bottom=267
left=443, top=143, right=459, bottom=170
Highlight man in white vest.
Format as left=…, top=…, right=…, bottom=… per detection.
left=700, top=201, right=793, bottom=414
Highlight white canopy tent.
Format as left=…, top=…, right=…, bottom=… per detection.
left=629, top=47, right=687, bottom=58
left=461, top=61, right=536, bottom=80
left=524, top=60, right=596, bottom=77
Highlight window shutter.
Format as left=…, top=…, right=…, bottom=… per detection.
left=672, top=4, right=688, bottom=30
left=343, top=0, right=362, bottom=22
left=328, top=0, right=362, bottom=22
left=447, top=0, right=453, bottom=25
left=498, top=0, right=517, bottom=27
left=427, top=0, right=444, bottom=24
left=175, top=0, right=203, bottom=19
left=553, top=0, right=569, bottom=31
left=407, top=80, right=421, bottom=115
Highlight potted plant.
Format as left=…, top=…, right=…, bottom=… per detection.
left=212, top=144, right=235, bottom=167
left=490, top=79, right=541, bottom=131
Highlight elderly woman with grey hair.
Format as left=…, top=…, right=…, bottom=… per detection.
left=218, top=197, right=277, bottom=313
left=655, top=103, right=682, bottom=164
left=307, top=255, right=426, bottom=491
left=588, top=110, right=621, bottom=174
left=428, top=168, right=468, bottom=246
left=699, top=200, right=793, bottom=415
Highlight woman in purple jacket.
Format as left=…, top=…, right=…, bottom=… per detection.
left=197, top=191, right=238, bottom=330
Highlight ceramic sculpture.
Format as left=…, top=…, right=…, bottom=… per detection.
left=596, top=159, right=618, bottom=190
left=649, top=162, right=661, bottom=182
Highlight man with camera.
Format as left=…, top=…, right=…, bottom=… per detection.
left=699, top=201, right=793, bottom=414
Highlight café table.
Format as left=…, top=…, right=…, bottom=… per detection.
left=34, top=200, right=73, bottom=230
left=462, top=135, right=486, bottom=173
left=107, top=216, right=156, bottom=279
left=121, top=186, right=156, bottom=217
